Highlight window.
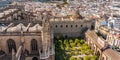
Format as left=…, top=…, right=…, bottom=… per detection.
left=50, top=26, right=52, bottom=28
left=42, top=16, right=43, bottom=20
left=7, top=39, right=16, bottom=53
left=13, top=17, right=17, bottom=20
left=31, top=39, right=38, bottom=53
left=91, top=25, right=94, bottom=30
left=56, top=25, right=58, bottom=28
left=60, top=25, right=63, bottom=28
left=71, top=25, right=73, bottom=27
left=81, top=25, right=83, bottom=27
left=41, top=50, right=43, bottom=53
left=66, top=25, right=68, bottom=27
left=76, top=25, right=78, bottom=27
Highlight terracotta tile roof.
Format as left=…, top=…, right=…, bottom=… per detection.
left=86, top=30, right=120, bottom=60
left=85, top=30, right=103, bottom=49
left=103, top=48, right=120, bottom=60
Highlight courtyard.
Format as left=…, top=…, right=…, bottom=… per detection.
left=54, top=36, right=98, bottom=60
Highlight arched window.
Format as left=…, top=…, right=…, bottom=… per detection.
left=7, top=39, right=16, bottom=53
left=81, top=25, right=83, bottom=27
left=71, top=25, right=73, bottom=27
left=41, top=50, right=43, bottom=53
left=66, top=25, right=68, bottom=28
left=60, top=25, right=63, bottom=28
left=50, top=26, right=52, bottom=28
left=31, top=39, right=38, bottom=53
left=75, top=25, right=78, bottom=27
left=55, top=25, right=57, bottom=28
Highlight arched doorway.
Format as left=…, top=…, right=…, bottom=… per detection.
left=31, top=39, right=38, bottom=55
left=32, top=57, right=38, bottom=60
left=7, top=39, right=16, bottom=53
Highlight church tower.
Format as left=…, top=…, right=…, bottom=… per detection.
left=40, top=12, right=54, bottom=60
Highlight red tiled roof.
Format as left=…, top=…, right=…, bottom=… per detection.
left=103, top=49, right=120, bottom=60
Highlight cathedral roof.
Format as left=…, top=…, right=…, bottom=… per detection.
left=6, top=23, right=27, bottom=32
left=4, top=23, right=43, bottom=32
left=28, top=24, right=42, bottom=32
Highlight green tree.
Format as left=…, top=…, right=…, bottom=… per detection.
left=59, top=40, right=62, bottom=44
left=64, top=56, right=68, bottom=60
left=65, top=47, right=70, bottom=51
left=77, top=43, right=81, bottom=47
left=70, top=43, right=76, bottom=47
left=74, top=51, right=79, bottom=55
left=70, top=57, right=76, bottom=60
left=86, top=49, right=92, bottom=54
left=84, top=56, right=91, bottom=60
left=68, top=52, right=72, bottom=55
left=77, top=58, right=82, bottom=60
left=72, top=47, right=76, bottom=51
left=64, top=40, right=68, bottom=44
left=115, top=46, right=119, bottom=49
left=80, top=40, right=85, bottom=44
left=57, top=33, right=62, bottom=39
left=55, top=52, right=61, bottom=60
left=60, top=45, right=64, bottom=50
left=69, top=39, right=73, bottom=43
left=81, top=50, right=85, bottom=54
left=65, top=43, right=70, bottom=47
left=78, top=47, right=81, bottom=51
left=75, top=38, right=80, bottom=43
left=91, top=55, right=98, bottom=60
left=82, top=43, right=88, bottom=47
left=84, top=45, right=90, bottom=50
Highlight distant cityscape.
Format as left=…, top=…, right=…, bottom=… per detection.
left=0, top=0, right=120, bottom=60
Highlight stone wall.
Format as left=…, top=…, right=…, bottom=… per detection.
left=50, top=20, right=92, bottom=37
left=0, top=34, right=42, bottom=54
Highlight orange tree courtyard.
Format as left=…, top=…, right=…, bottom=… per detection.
left=54, top=36, right=98, bottom=60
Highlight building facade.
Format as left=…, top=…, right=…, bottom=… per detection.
left=85, top=30, right=120, bottom=60
left=50, top=18, right=93, bottom=38
left=0, top=5, right=54, bottom=60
